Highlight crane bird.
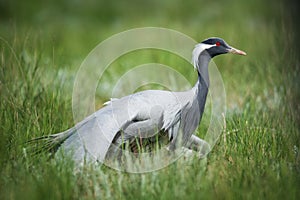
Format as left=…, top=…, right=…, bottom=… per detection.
left=29, top=37, right=246, bottom=166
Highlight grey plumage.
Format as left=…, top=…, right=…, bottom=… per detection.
left=29, top=37, right=246, bottom=165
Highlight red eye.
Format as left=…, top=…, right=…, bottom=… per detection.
left=216, top=41, right=221, bottom=46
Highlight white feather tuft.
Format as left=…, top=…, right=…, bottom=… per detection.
left=192, top=43, right=216, bottom=69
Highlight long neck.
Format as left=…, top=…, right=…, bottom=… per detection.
left=193, top=51, right=211, bottom=91
left=193, top=51, right=211, bottom=114
left=178, top=50, right=212, bottom=142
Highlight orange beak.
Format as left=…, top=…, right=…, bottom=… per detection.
left=228, top=47, right=247, bottom=56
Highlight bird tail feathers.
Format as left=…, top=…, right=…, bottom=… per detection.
left=25, top=128, right=74, bottom=157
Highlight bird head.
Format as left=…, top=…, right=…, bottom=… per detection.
left=192, top=37, right=246, bottom=67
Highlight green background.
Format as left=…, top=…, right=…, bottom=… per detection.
left=0, top=0, right=299, bottom=199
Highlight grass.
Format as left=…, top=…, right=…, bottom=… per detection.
left=1, top=0, right=300, bottom=199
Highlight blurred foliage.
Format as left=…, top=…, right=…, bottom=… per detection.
left=0, top=0, right=299, bottom=199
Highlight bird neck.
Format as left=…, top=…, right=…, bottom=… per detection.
left=191, top=51, right=211, bottom=118
left=193, top=51, right=211, bottom=91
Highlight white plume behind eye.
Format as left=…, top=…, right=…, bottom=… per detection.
left=192, top=43, right=216, bottom=69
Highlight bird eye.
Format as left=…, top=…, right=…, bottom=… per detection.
left=216, top=42, right=221, bottom=46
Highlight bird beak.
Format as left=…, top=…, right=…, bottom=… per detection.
left=228, top=47, right=247, bottom=56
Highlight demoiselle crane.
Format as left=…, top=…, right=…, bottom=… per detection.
left=29, top=37, right=246, bottom=166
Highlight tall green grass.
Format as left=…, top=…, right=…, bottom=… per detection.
left=1, top=0, right=299, bottom=199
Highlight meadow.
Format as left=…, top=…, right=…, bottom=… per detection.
left=0, top=0, right=299, bottom=199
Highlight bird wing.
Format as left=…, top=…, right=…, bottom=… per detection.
left=61, top=106, right=130, bottom=163
left=121, top=90, right=190, bottom=138
left=113, top=90, right=192, bottom=155
left=62, top=90, right=190, bottom=162
left=105, top=90, right=192, bottom=160
left=60, top=90, right=190, bottom=164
